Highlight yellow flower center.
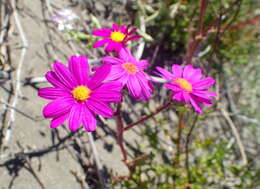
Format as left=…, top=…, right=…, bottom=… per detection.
left=72, top=86, right=91, bottom=102
left=122, top=63, right=138, bottom=74
left=175, top=78, right=192, bottom=92
left=110, top=31, right=126, bottom=42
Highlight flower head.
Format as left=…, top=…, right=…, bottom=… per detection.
left=92, top=24, right=141, bottom=53
left=38, top=56, right=122, bottom=132
left=155, top=65, right=217, bottom=114
left=102, top=48, right=153, bottom=100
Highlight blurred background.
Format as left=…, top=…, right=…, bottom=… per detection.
left=0, top=0, right=259, bottom=188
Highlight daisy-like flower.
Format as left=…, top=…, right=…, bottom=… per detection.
left=38, top=56, right=122, bottom=132
left=92, top=24, right=141, bottom=53
left=155, top=64, right=217, bottom=114
left=102, top=48, right=153, bottom=100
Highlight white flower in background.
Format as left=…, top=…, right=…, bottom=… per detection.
left=51, top=9, right=79, bottom=31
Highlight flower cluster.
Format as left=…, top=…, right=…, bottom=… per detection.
left=39, top=23, right=216, bottom=132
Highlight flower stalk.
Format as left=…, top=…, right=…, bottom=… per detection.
left=124, top=100, right=173, bottom=131
left=115, top=102, right=128, bottom=161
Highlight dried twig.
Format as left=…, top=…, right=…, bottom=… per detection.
left=185, top=114, right=198, bottom=184
left=4, top=0, right=29, bottom=143
left=0, top=130, right=78, bottom=162
left=221, top=108, right=248, bottom=165
left=0, top=99, right=36, bottom=121
left=25, top=158, right=46, bottom=189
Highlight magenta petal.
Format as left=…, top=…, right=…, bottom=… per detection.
left=91, top=90, right=122, bottom=103
left=38, top=87, right=70, bottom=100
left=136, top=72, right=153, bottom=100
left=186, top=68, right=202, bottom=82
left=191, top=69, right=202, bottom=81
left=97, top=81, right=123, bottom=92
left=88, top=64, right=111, bottom=89
left=105, top=41, right=115, bottom=53
left=50, top=113, right=69, bottom=128
left=193, top=77, right=215, bottom=90
left=82, top=106, right=96, bottom=132
left=68, top=103, right=82, bottom=131
left=114, top=42, right=123, bottom=52
left=102, top=56, right=124, bottom=65
left=126, top=75, right=142, bottom=99
left=183, top=65, right=195, bottom=79
left=68, top=56, right=89, bottom=85
left=92, top=28, right=111, bottom=37
left=46, top=71, right=66, bottom=89
left=136, top=60, right=149, bottom=70
left=93, top=39, right=110, bottom=48
left=127, top=35, right=141, bottom=41
left=112, top=24, right=119, bottom=31
left=128, top=28, right=137, bottom=35
left=192, top=91, right=213, bottom=100
left=86, top=98, right=113, bottom=118
left=171, top=65, right=182, bottom=78
left=164, top=84, right=182, bottom=92
left=120, top=25, right=126, bottom=33
left=43, top=97, right=73, bottom=118
left=182, top=92, right=190, bottom=104
left=172, top=92, right=183, bottom=101
left=118, top=74, right=129, bottom=85
left=193, top=90, right=217, bottom=97
left=53, top=62, right=77, bottom=89
left=118, top=47, right=133, bottom=61
left=189, top=96, right=203, bottom=114
left=105, top=65, right=125, bottom=82
left=156, top=66, right=174, bottom=81
left=192, top=95, right=214, bottom=107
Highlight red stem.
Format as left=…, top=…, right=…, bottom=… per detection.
left=185, top=0, right=209, bottom=64
left=115, top=102, right=128, bottom=161
left=124, top=100, right=173, bottom=131
left=198, top=0, right=209, bottom=35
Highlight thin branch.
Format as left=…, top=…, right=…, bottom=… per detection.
left=25, top=158, right=46, bottom=189
left=220, top=108, right=248, bottom=165
left=185, top=0, right=209, bottom=64
left=5, top=0, right=29, bottom=143
left=124, top=100, right=172, bottom=131
left=0, top=130, right=78, bottom=163
left=185, top=114, right=198, bottom=184
left=0, top=99, right=37, bottom=121
left=115, top=102, right=128, bottom=161
left=198, top=0, right=209, bottom=35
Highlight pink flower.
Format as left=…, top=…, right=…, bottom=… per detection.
left=156, top=64, right=217, bottom=114
left=38, top=56, right=122, bottom=132
left=102, top=48, right=153, bottom=100
left=92, top=24, right=141, bottom=53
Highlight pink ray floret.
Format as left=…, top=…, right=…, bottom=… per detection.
left=92, top=24, right=141, bottom=53
left=38, top=56, right=122, bottom=132
left=102, top=48, right=153, bottom=100
left=155, top=64, right=217, bottom=114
